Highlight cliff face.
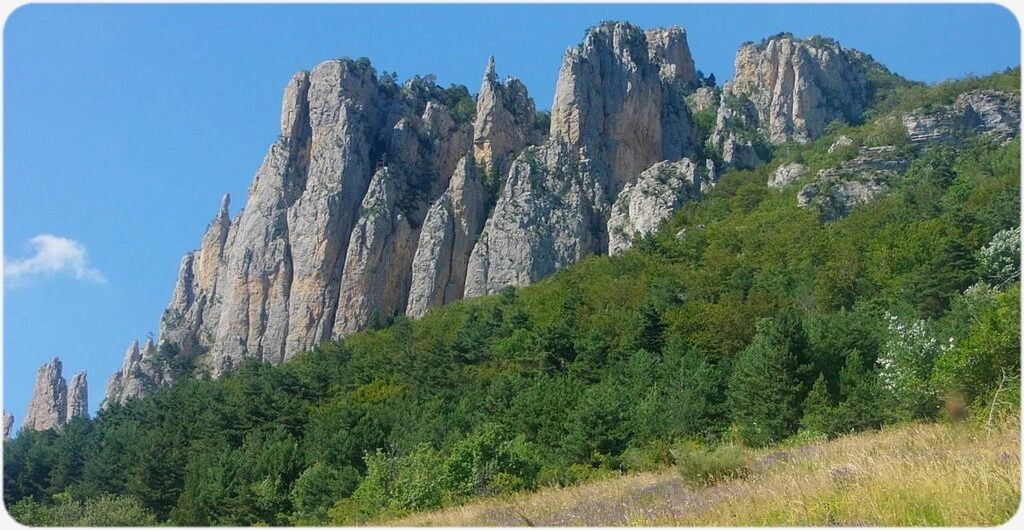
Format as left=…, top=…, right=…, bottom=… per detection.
left=796, top=90, right=1021, bottom=221
left=104, top=23, right=925, bottom=407
left=549, top=23, right=698, bottom=189
left=710, top=35, right=893, bottom=170
left=465, top=22, right=703, bottom=297
left=607, top=159, right=715, bottom=255
left=22, top=358, right=87, bottom=432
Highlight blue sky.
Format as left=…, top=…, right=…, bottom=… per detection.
left=3, top=3, right=1020, bottom=429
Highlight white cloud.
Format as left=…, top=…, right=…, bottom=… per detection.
left=5, top=234, right=107, bottom=285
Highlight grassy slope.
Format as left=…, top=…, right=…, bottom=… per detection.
left=392, top=418, right=1020, bottom=526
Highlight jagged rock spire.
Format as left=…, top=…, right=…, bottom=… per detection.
left=103, top=338, right=169, bottom=409
left=484, top=55, right=497, bottom=81
left=22, top=358, right=68, bottom=432
left=473, top=56, right=536, bottom=177
left=67, top=372, right=89, bottom=420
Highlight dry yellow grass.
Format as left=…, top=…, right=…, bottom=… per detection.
left=389, top=419, right=1020, bottom=526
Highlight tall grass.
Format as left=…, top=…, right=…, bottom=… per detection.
left=391, top=418, right=1020, bottom=526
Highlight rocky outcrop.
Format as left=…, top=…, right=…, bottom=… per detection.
left=23, top=358, right=86, bottom=431
left=465, top=140, right=607, bottom=296
left=798, top=145, right=910, bottom=220
left=727, top=36, right=873, bottom=144
left=332, top=166, right=419, bottom=334
left=550, top=22, right=698, bottom=189
left=688, top=87, right=719, bottom=114
left=103, top=21, right=721, bottom=406
left=132, top=58, right=480, bottom=384
left=902, top=90, right=1021, bottom=145
left=709, top=34, right=898, bottom=170
left=797, top=91, right=1021, bottom=221
left=407, top=156, right=488, bottom=317
left=67, top=372, right=88, bottom=420
left=4, top=412, right=14, bottom=440
left=104, top=338, right=172, bottom=408
left=828, top=134, right=854, bottom=153
left=465, top=22, right=703, bottom=297
left=23, top=359, right=67, bottom=431
left=473, top=57, right=536, bottom=176
left=608, top=159, right=714, bottom=254
left=710, top=95, right=766, bottom=169
left=769, top=162, right=806, bottom=188
left=160, top=194, right=232, bottom=362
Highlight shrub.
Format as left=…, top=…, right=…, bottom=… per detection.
left=672, top=441, right=750, bottom=486
left=877, top=312, right=947, bottom=419
left=620, top=439, right=674, bottom=472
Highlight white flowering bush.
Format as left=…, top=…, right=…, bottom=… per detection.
left=877, top=312, right=950, bottom=418
left=979, top=226, right=1020, bottom=286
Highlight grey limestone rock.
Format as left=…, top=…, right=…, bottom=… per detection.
left=23, top=358, right=68, bottom=432
left=902, top=90, right=1021, bottom=145
left=67, top=371, right=88, bottom=420
left=769, top=162, right=807, bottom=189
left=407, top=156, right=488, bottom=318
left=608, top=159, right=712, bottom=255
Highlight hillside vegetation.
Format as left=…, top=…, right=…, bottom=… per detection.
left=392, top=419, right=1020, bottom=526
left=3, top=69, right=1021, bottom=526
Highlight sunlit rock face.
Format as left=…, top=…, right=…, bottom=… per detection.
left=104, top=21, right=725, bottom=405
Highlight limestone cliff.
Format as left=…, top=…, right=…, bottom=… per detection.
left=23, top=359, right=67, bottom=431
left=67, top=372, right=89, bottom=420
left=710, top=34, right=901, bottom=170
left=22, top=358, right=87, bottom=432
left=728, top=35, right=874, bottom=143
left=607, top=159, right=715, bottom=255
left=550, top=22, right=698, bottom=189
left=407, top=156, right=488, bottom=317
left=100, top=22, right=886, bottom=406
left=465, top=22, right=703, bottom=297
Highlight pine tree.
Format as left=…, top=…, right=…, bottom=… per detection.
left=834, top=350, right=885, bottom=433
left=800, top=375, right=836, bottom=436
left=727, top=322, right=802, bottom=446
left=624, top=301, right=666, bottom=354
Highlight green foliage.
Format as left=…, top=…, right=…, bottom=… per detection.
left=9, top=493, right=158, bottom=526
left=444, top=84, right=476, bottom=124
left=3, top=68, right=1019, bottom=525
left=534, top=110, right=551, bottom=137
left=727, top=316, right=806, bottom=447
left=290, top=463, right=359, bottom=524
left=801, top=375, right=838, bottom=435
left=933, top=284, right=1020, bottom=406
left=672, top=441, right=750, bottom=486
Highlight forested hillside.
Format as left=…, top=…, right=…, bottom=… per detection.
left=4, top=68, right=1021, bottom=526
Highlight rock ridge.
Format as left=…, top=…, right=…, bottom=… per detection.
left=101, top=22, right=933, bottom=407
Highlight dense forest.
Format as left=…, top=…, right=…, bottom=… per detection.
left=4, top=68, right=1021, bottom=526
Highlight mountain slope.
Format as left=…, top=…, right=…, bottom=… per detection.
left=78, top=22, right=920, bottom=410
left=4, top=61, right=1020, bottom=526
left=390, top=419, right=1020, bottom=526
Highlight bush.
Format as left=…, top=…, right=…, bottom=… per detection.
left=9, top=493, right=158, bottom=526
left=672, top=441, right=750, bottom=486
left=620, top=439, right=674, bottom=472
